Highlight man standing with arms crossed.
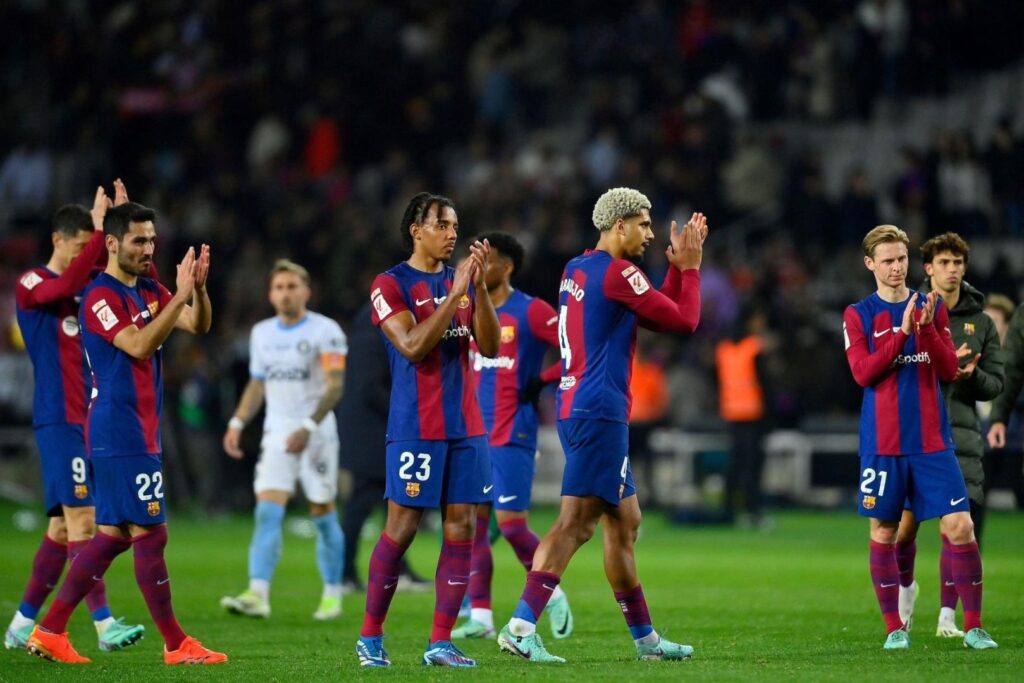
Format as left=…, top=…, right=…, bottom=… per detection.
left=356, top=192, right=499, bottom=667
left=497, top=188, right=706, bottom=663
left=27, top=201, right=226, bottom=665
left=842, top=225, right=996, bottom=650
left=8, top=183, right=144, bottom=652
left=894, top=232, right=1003, bottom=637
left=452, top=231, right=572, bottom=642
left=221, top=259, right=347, bottom=621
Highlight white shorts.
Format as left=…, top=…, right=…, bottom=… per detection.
left=254, top=418, right=339, bottom=504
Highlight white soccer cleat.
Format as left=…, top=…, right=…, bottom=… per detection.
left=220, top=590, right=271, bottom=618
left=898, top=581, right=918, bottom=631
left=936, top=609, right=964, bottom=638
left=313, top=596, right=342, bottom=621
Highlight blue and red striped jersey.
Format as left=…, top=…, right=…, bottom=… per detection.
left=470, top=290, right=558, bottom=449
left=556, top=250, right=701, bottom=423
left=14, top=230, right=106, bottom=427
left=843, top=291, right=959, bottom=456
left=369, top=262, right=485, bottom=441
left=81, top=273, right=173, bottom=457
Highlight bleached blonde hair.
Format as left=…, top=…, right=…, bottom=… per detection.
left=862, top=224, right=909, bottom=258
left=592, top=187, right=652, bottom=231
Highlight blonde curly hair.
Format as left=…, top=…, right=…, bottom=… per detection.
left=592, top=187, right=652, bottom=231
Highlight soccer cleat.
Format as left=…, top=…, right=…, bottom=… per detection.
left=357, top=635, right=390, bottom=667
left=936, top=613, right=964, bottom=638
left=963, top=628, right=998, bottom=650
left=312, top=596, right=341, bottom=621
left=898, top=580, right=918, bottom=631
left=458, top=594, right=471, bottom=618
left=451, top=618, right=496, bottom=639
left=636, top=633, right=694, bottom=661
left=26, top=627, right=91, bottom=664
left=883, top=629, right=910, bottom=650
left=546, top=593, right=574, bottom=640
left=220, top=589, right=270, bottom=618
left=5, top=624, right=31, bottom=650
left=422, top=639, right=476, bottom=667
left=98, top=617, right=145, bottom=651
left=163, top=636, right=228, bottom=664
left=498, top=625, right=566, bottom=663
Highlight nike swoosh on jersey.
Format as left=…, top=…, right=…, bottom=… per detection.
left=415, top=298, right=432, bottom=306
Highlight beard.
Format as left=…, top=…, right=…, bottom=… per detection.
left=117, top=252, right=150, bottom=276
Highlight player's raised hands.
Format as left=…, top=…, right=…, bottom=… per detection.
left=90, top=186, right=112, bottom=231
left=175, top=247, right=197, bottom=300
left=113, top=178, right=129, bottom=207
left=899, top=292, right=918, bottom=335
left=451, top=253, right=477, bottom=298
left=953, top=342, right=981, bottom=381
left=917, top=290, right=938, bottom=329
left=468, top=239, right=491, bottom=288
left=667, top=212, right=707, bottom=271
left=194, top=244, right=211, bottom=289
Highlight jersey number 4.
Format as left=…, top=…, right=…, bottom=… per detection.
left=398, top=452, right=431, bottom=481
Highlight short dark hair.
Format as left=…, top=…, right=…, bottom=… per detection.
left=920, top=232, right=969, bottom=264
left=51, top=205, right=93, bottom=237
left=398, top=192, right=455, bottom=253
left=104, top=202, right=157, bottom=240
left=478, top=231, right=524, bottom=276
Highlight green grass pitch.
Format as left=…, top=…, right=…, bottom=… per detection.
left=1, top=504, right=1021, bottom=682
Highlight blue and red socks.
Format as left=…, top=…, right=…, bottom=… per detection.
left=869, top=540, right=903, bottom=634
left=40, top=532, right=131, bottom=634
left=468, top=516, right=493, bottom=613
left=69, top=539, right=112, bottom=623
left=134, top=526, right=186, bottom=650
left=509, top=570, right=560, bottom=635
left=950, top=540, right=983, bottom=631
left=431, top=539, right=472, bottom=643
left=894, top=539, right=916, bottom=588
left=361, top=533, right=409, bottom=637
left=939, top=534, right=958, bottom=611
left=16, top=535, right=66, bottom=622
left=615, top=584, right=655, bottom=641
left=499, top=518, right=541, bottom=570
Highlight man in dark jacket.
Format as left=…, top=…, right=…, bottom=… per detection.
left=896, top=232, right=1004, bottom=638
left=987, top=302, right=1024, bottom=488
left=338, top=302, right=428, bottom=592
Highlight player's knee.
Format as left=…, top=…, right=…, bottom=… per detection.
left=47, top=517, right=69, bottom=544
left=942, top=515, right=974, bottom=544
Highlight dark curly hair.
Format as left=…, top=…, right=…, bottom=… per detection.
left=398, top=192, right=455, bottom=254
left=477, top=231, right=524, bottom=276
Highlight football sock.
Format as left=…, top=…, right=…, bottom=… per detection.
left=510, top=570, right=560, bottom=635
left=69, top=539, right=112, bottom=622
left=18, top=535, right=66, bottom=620
left=431, top=539, right=472, bottom=643
left=134, top=526, right=186, bottom=650
left=249, top=500, right=285, bottom=588
left=869, top=540, right=902, bottom=633
left=939, top=535, right=958, bottom=610
left=468, top=515, right=493, bottom=609
left=312, top=510, right=344, bottom=590
left=950, top=541, right=983, bottom=631
left=249, top=579, right=270, bottom=601
left=614, top=584, right=654, bottom=640
left=499, top=518, right=540, bottom=570
left=361, top=532, right=409, bottom=637
left=894, top=539, right=916, bottom=588
left=471, top=607, right=494, bottom=629
left=40, top=532, right=131, bottom=634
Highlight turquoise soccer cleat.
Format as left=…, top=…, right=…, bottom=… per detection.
left=4, top=624, right=31, bottom=650
left=451, top=618, right=496, bottom=639
left=422, top=639, right=476, bottom=667
left=497, top=625, right=566, bottom=663
left=356, top=635, right=391, bottom=667
left=963, top=628, right=997, bottom=650
left=546, top=593, right=574, bottom=640
left=98, top=618, right=145, bottom=652
left=636, top=633, right=694, bottom=661
left=883, top=629, right=910, bottom=650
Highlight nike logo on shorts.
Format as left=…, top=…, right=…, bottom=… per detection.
left=498, top=495, right=518, bottom=504
left=483, top=485, right=494, bottom=494
left=950, top=497, right=966, bottom=506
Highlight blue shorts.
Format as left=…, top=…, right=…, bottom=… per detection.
left=557, top=419, right=636, bottom=506
left=385, top=436, right=491, bottom=508
left=858, top=450, right=970, bottom=522
left=92, top=454, right=167, bottom=526
left=35, top=424, right=93, bottom=516
left=491, top=444, right=536, bottom=511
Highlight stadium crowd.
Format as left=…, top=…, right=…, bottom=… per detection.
left=2, top=0, right=1024, bottom=510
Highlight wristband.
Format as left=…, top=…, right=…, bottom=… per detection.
left=228, top=416, right=245, bottom=430
left=302, top=417, right=319, bottom=433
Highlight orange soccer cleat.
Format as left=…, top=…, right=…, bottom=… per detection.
left=26, top=627, right=92, bottom=664
left=164, top=635, right=228, bottom=665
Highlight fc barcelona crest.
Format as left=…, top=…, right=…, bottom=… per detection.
left=406, top=482, right=421, bottom=498
left=862, top=495, right=876, bottom=510
left=963, top=323, right=975, bottom=336
left=147, top=501, right=161, bottom=517
left=458, top=295, right=470, bottom=309
left=500, top=325, right=516, bottom=344
left=74, top=485, right=88, bottom=499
